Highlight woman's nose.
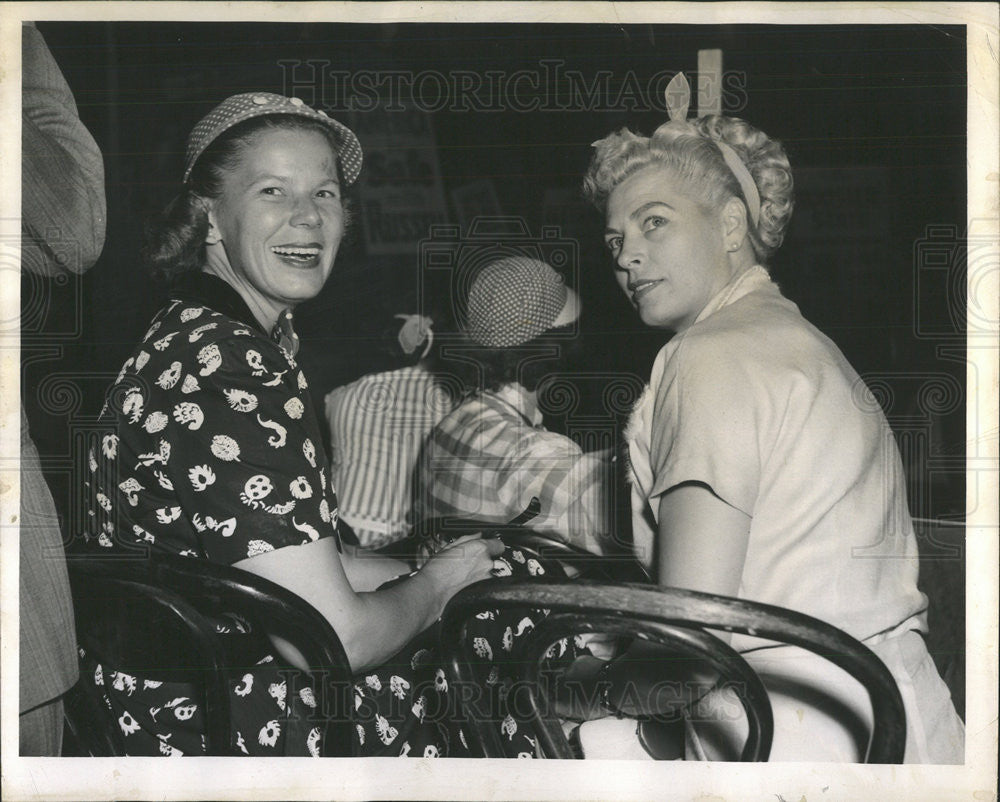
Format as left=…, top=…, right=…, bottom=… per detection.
left=290, top=196, right=321, bottom=227
left=616, top=236, right=642, bottom=271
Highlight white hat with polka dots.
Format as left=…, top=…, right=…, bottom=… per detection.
left=183, top=92, right=363, bottom=185
left=465, top=256, right=580, bottom=348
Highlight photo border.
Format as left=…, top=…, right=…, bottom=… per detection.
left=2, top=2, right=996, bottom=800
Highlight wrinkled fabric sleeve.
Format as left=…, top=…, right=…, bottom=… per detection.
left=647, top=337, right=761, bottom=517
left=421, top=405, right=612, bottom=550
left=493, top=425, right=612, bottom=547
left=21, top=24, right=106, bottom=276
left=157, top=336, right=338, bottom=565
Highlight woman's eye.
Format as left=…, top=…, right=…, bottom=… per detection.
left=260, top=187, right=283, bottom=196
left=642, top=215, right=667, bottom=232
left=605, top=236, right=622, bottom=253
left=316, top=189, right=339, bottom=200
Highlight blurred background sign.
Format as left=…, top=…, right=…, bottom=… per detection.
left=349, top=107, right=448, bottom=255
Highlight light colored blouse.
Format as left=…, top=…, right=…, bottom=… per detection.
left=625, top=266, right=927, bottom=645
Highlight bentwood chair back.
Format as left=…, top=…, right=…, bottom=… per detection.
left=65, top=551, right=354, bottom=756
left=440, top=580, right=907, bottom=762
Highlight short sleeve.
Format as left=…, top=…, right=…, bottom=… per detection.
left=647, top=336, right=762, bottom=516
left=154, top=334, right=338, bottom=564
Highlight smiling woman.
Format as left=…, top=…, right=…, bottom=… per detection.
left=79, top=93, right=534, bottom=758
left=201, top=126, right=345, bottom=330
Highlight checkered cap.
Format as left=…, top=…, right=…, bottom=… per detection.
left=465, top=257, right=576, bottom=348
left=182, top=92, right=363, bottom=185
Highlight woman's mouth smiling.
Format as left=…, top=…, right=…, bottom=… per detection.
left=271, top=243, right=322, bottom=268
left=629, top=279, right=662, bottom=303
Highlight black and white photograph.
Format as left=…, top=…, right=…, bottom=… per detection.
left=2, top=2, right=997, bottom=800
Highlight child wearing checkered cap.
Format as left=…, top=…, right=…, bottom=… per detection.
left=417, top=255, right=615, bottom=557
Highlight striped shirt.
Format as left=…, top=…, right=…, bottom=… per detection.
left=417, top=384, right=612, bottom=554
left=325, top=366, right=455, bottom=548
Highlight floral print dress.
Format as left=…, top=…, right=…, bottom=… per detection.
left=82, top=272, right=568, bottom=757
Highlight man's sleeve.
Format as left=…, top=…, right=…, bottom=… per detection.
left=21, top=24, right=107, bottom=276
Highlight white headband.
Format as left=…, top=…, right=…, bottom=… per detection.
left=662, top=72, right=761, bottom=227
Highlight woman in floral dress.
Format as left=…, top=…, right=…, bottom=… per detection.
left=82, top=92, right=551, bottom=758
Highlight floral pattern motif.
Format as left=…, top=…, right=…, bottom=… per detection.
left=81, top=542, right=560, bottom=757
left=82, top=279, right=566, bottom=757
left=87, top=295, right=336, bottom=565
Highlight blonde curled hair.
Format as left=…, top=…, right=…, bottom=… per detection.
left=582, top=114, right=794, bottom=263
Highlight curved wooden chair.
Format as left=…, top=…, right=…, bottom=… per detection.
left=440, top=579, right=907, bottom=762
left=380, top=498, right=649, bottom=584
left=64, top=552, right=354, bottom=756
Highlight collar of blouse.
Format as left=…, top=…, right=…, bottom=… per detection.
left=171, top=271, right=300, bottom=357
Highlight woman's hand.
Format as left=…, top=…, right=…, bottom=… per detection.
left=600, top=641, right=721, bottom=719
left=418, top=533, right=506, bottom=599
left=554, top=644, right=723, bottom=723
left=553, top=655, right=613, bottom=722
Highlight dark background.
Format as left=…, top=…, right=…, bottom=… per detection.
left=22, top=18, right=969, bottom=718
left=25, top=21, right=968, bottom=517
